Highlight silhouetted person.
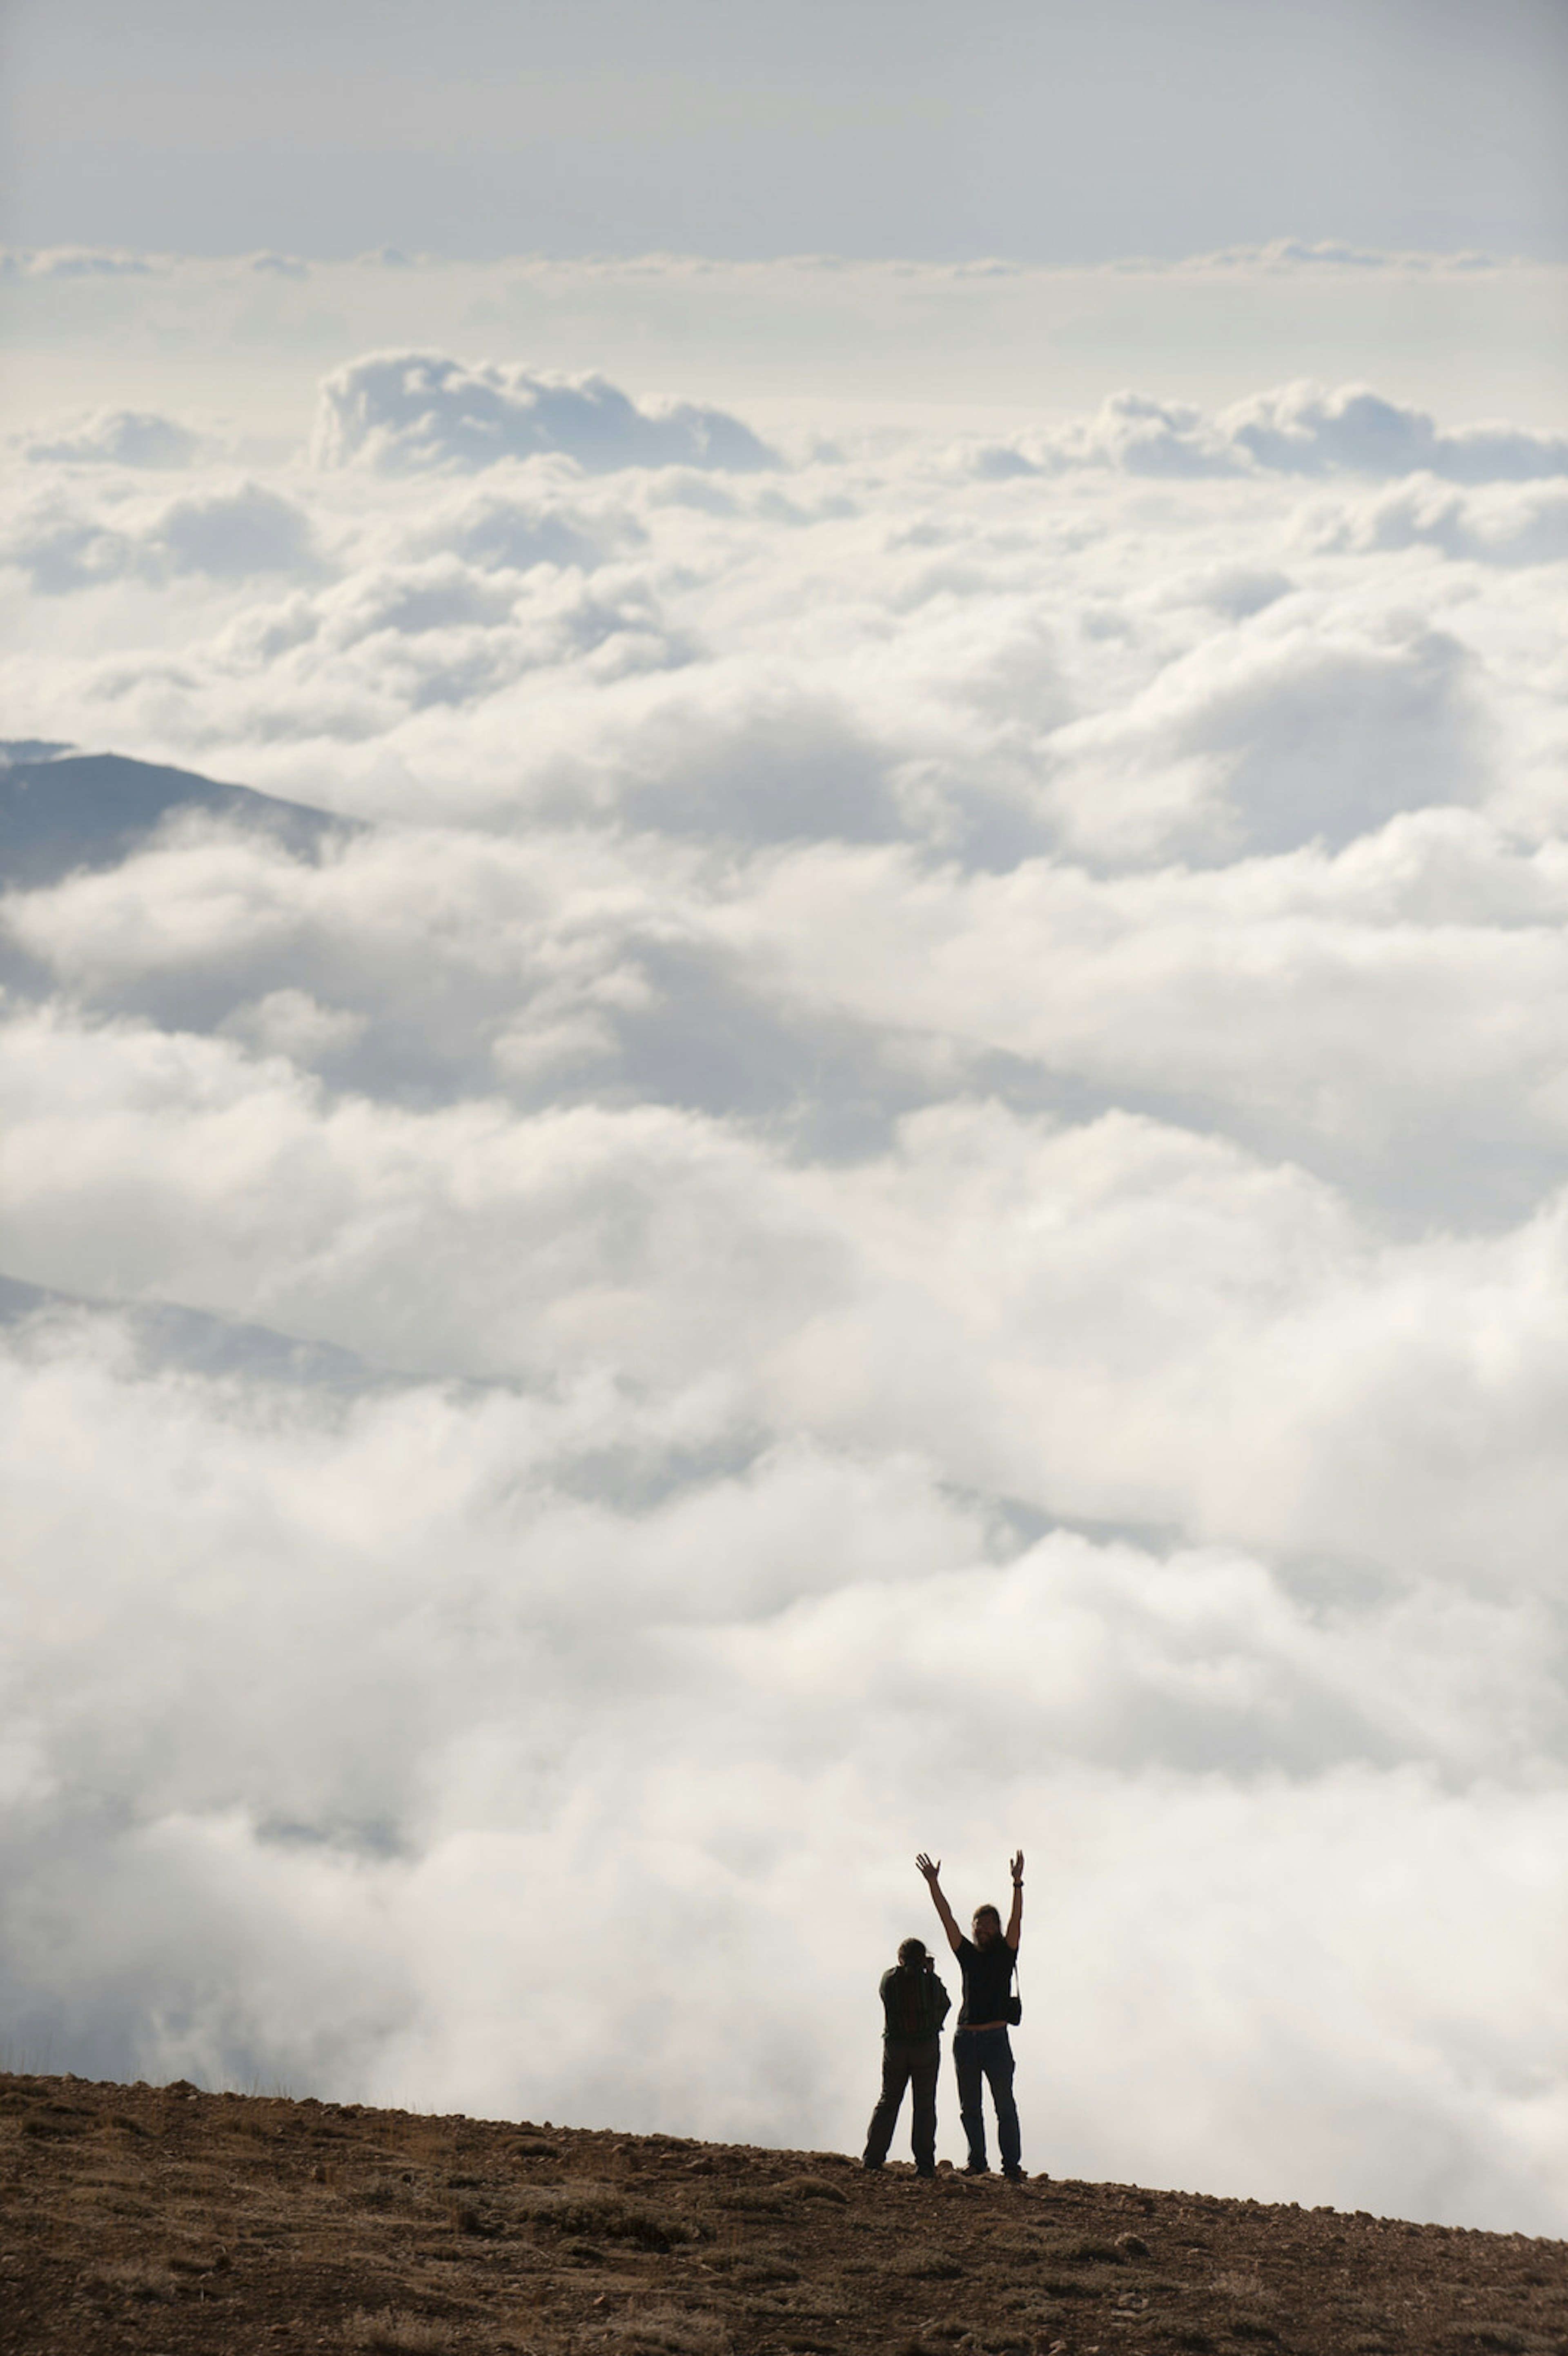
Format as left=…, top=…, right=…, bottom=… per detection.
left=916, top=1849, right=1026, bottom=2179
left=862, top=1934, right=951, bottom=2176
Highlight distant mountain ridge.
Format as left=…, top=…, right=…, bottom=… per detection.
left=0, top=746, right=353, bottom=888
left=0, top=1272, right=378, bottom=1391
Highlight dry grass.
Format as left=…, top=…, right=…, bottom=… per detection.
left=6, top=2068, right=1566, bottom=2356
left=579, top=2304, right=731, bottom=2354
left=780, top=2175, right=850, bottom=2207
left=541, top=2191, right=703, bottom=2250
left=1213, top=2267, right=1272, bottom=2299
left=88, top=2257, right=180, bottom=2303
left=342, top=2310, right=461, bottom=2352
left=1027, top=2226, right=1126, bottom=2265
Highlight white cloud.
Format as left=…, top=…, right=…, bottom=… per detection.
left=1223, top=382, right=1568, bottom=484
left=1303, top=475, right=1568, bottom=568
left=313, top=351, right=776, bottom=475
left=14, top=407, right=205, bottom=468
left=2, top=477, right=319, bottom=592
left=2, top=347, right=1567, bottom=2231
left=4, top=245, right=160, bottom=278
left=5, top=248, right=1564, bottom=444
left=2, top=1297, right=1564, bottom=2222
left=405, top=477, right=643, bottom=573
left=1172, top=240, right=1504, bottom=275
left=985, top=381, right=1568, bottom=484
left=220, top=987, right=368, bottom=1062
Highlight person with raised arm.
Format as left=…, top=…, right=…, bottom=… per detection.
left=915, top=1849, right=1027, bottom=2180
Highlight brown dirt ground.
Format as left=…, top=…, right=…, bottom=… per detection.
left=2, top=2071, right=1564, bottom=2356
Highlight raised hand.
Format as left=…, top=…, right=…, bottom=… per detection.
left=918, top=1852, right=962, bottom=1950
left=1010, top=1849, right=1025, bottom=1885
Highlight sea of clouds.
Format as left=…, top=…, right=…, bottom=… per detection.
left=2, top=334, right=1567, bottom=2232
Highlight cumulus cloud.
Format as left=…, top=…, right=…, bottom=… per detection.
left=1174, top=240, right=1502, bottom=275
left=14, top=407, right=206, bottom=468
left=3, top=245, right=159, bottom=278
left=406, top=478, right=643, bottom=573
left=2, top=1282, right=1563, bottom=2223
left=2, top=478, right=319, bottom=593
left=314, top=351, right=776, bottom=475
left=1223, top=382, right=1568, bottom=483
left=1303, top=476, right=1568, bottom=568
left=2, top=350, right=1567, bottom=2233
left=986, top=381, right=1568, bottom=484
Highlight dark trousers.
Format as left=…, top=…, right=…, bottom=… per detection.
left=953, top=2026, right=1020, bottom=2171
left=863, top=2035, right=941, bottom=2171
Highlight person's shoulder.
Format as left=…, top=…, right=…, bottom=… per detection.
left=955, top=1934, right=976, bottom=1957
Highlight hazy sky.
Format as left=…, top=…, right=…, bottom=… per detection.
left=4, top=0, right=1567, bottom=261
left=2, top=0, right=1568, bottom=2245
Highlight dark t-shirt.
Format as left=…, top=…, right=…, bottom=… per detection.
left=955, top=1934, right=1016, bottom=2028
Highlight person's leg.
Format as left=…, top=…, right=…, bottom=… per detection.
left=980, top=2029, right=1022, bottom=2174
left=909, top=2037, right=940, bottom=2174
left=953, top=2032, right=988, bottom=2171
left=863, top=2041, right=913, bottom=2169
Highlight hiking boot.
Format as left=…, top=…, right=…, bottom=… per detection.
left=1002, top=2165, right=1028, bottom=2182
left=960, top=2160, right=991, bottom=2176
left=861, top=2157, right=884, bottom=2172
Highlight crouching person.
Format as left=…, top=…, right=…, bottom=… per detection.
left=863, top=1935, right=952, bottom=2177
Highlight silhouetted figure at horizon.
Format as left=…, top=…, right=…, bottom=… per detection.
left=861, top=1935, right=951, bottom=2177
left=918, top=1849, right=1026, bottom=2180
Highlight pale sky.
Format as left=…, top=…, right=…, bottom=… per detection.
left=3, top=0, right=1567, bottom=261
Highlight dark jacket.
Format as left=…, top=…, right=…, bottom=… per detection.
left=879, top=1959, right=952, bottom=2042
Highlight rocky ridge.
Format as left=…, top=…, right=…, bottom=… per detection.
left=2, top=2072, right=1564, bottom=2356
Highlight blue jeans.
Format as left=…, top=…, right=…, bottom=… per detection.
left=953, top=2026, right=1020, bottom=2172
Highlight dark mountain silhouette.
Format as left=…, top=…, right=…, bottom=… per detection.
left=0, top=747, right=354, bottom=889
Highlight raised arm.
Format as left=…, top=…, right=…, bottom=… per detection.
left=916, top=1852, right=963, bottom=1954
left=1006, top=1849, right=1024, bottom=1949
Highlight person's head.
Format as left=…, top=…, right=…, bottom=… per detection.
left=897, top=1936, right=928, bottom=1968
left=972, top=1904, right=1002, bottom=1948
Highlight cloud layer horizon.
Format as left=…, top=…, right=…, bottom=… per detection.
left=2, top=343, right=1566, bottom=2235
